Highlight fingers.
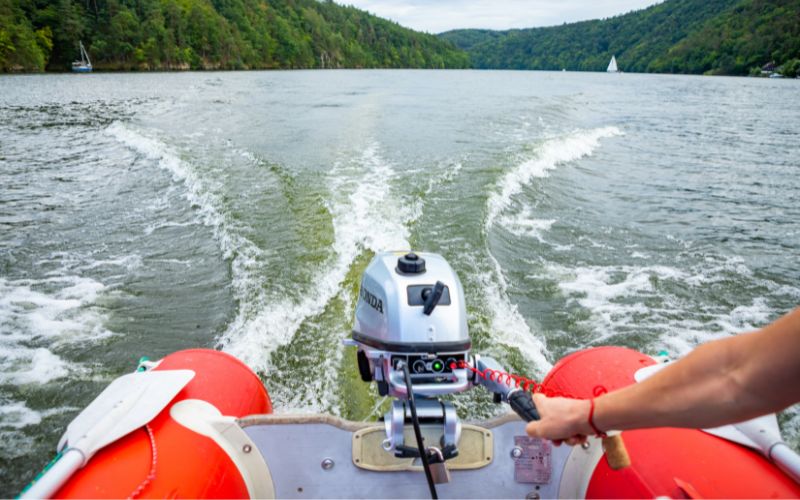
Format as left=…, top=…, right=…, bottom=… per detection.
left=524, top=393, right=590, bottom=446
left=564, top=435, right=588, bottom=447
left=525, top=419, right=544, bottom=438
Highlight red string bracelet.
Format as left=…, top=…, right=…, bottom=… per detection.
left=588, top=398, right=608, bottom=438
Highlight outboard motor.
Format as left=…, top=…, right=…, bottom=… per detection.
left=351, top=252, right=472, bottom=398
left=346, top=251, right=541, bottom=485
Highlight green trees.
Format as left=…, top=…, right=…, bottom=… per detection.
left=782, top=59, right=800, bottom=77
left=440, top=0, right=800, bottom=76
left=0, top=0, right=54, bottom=71
left=10, top=0, right=794, bottom=75
left=0, top=0, right=469, bottom=71
left=650, top=0, right=800, bottom=75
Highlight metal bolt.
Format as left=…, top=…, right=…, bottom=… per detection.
left=321, top=458, right=335, bottom=470
left=510, top=446, right=524, bottom=459
left=242, top=444, right=252, bottom=453
left=581, top=441, right=590, bottom=450
left=525, top=492, right=540, bottom=500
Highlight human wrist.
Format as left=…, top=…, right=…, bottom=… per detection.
left=568, top=399, right=595, bottom=437
left=591, top=395, right=615, bottom=434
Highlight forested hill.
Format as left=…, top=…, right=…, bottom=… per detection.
left=0, top=0, right=469, bottom=72
left=440, top=0, right=800, bottom=76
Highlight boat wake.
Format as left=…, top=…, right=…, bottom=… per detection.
left=479, top=127, right=623, bottom=375
left=107, top=122, right=434, bottom=411
left=219, top=142, right=415, bottom=380
left=106, top=122, right=271, bottom=355
left=486, top=126, right=623, bottom=229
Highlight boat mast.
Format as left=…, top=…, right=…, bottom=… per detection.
left=80, top=41, right=91, bottom=66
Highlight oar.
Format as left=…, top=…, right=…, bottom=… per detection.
left=19, top=369, right=195, bottom=499
left=704, top=417, right=800, bottom=484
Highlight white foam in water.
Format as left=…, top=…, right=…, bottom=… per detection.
left=80, top=254, right=143, bottom=272
left=0, top=399, right=78, bottom=459
left=0, top=348, right=70, bottom=385
left=481, top=253, right=553, bottom=376
left=497, top=207, right=556, bottom=243
left=550, top=264, right=665, bottom=344
left=478, top=128, right=622, bottom=374
left=555, top=264, right=667, bottom=311
left=106, top=122, right=269, bottom=356
left=486, top=126, right=623, bottom=228
left=0, top=399, right=75, bottom=429
left=658, top=297, right=777, bottom=355
left=544, top=260, right=791, bottom=354
left=215, top=142, right=415, bottom=384
left=0, top=400, right=45, bottom=429
left=143, top=220, right=198, bottom=236
left=398, top=160, right=465, bottom=228
left=0, top=276, right=110, bottom=385
left=106, top=122, right=250, bottom=264
left=107, top=122, right=358, bottom=382
left=264, top=156, right=465, bottom=413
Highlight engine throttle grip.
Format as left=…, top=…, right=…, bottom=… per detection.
left=508, top=390, right=540, bottom=422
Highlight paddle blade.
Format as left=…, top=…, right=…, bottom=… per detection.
left=59, top=369, right=194, bottom=458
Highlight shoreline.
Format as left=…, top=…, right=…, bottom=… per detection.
left=1, top=68, right=795, bottom=78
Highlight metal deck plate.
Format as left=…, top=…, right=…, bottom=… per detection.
left=242, top=414, right=573, bottom=499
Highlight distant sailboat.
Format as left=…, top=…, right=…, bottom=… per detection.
left=72, top=41, right=92, bottom=73
left=607, top=55, right=619, bottom=73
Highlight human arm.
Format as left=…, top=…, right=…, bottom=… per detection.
left=526, top=307, right=800, bottom=443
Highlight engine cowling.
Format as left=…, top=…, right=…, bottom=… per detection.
left=351, top=251, right=471, bottom=398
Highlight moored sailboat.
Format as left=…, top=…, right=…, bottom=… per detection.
left=607, top=55, right=619, bottom=73
left=72, top=41, right=92, bottom=73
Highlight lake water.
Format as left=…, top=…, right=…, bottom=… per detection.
left=1, top=70, right=798, bottom=494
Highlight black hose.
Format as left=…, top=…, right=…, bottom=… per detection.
left=401, top=362, right=438, bottom=499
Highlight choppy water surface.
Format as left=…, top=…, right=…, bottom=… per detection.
left=1, top=70, right=798, bottom=493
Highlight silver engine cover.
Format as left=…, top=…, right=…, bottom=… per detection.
left=352, top=252, right=471, bottom=398
left=354, top=251, right=469, bottom=350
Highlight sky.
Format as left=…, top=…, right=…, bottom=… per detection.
left=337, top=0, right=663, bottom=34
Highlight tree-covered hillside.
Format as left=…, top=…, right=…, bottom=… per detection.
left=0, top=0, right=469, bottom=71
left=3, top=0, right=799, bottom=75
left=440, top=0, right=800, bottom=76
left=650, top=0, right=800, bottom=75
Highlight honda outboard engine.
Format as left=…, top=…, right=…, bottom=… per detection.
left=347, top=251, right=540, bottom=474
left=351, top=251, right=471, bottom=398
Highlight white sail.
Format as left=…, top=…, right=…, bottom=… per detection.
left=607, top=55, right=618, bottom=73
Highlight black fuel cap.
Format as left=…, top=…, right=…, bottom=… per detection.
left=397, top=252, right=426, bottom=274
